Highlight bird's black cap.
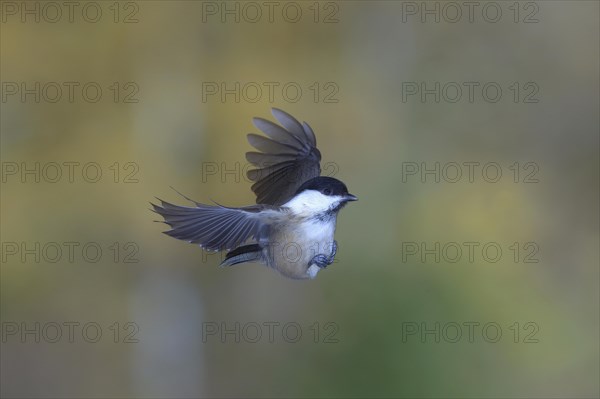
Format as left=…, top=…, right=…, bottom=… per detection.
left=295, top=176, right=356, bottom=200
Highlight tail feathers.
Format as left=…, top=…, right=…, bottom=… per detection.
left=221, top=244, right=263, bottom=267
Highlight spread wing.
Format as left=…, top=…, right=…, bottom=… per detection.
left=152, top=199, right=280, bottom=251
left=246, top=108, right=322, bottom=205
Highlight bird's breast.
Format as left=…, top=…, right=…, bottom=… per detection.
left=299, top=218, right=336, bottom=244
left=265, top=217, right=337, bottom=279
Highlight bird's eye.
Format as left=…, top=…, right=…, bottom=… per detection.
left=323, top=188, right=332, bottom=195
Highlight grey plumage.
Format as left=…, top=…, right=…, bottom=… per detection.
left=247, top=108, right=321, bottom=206
left=220, top=244, right=263, bottom=266
left=151, top=200, right=279, bottom=251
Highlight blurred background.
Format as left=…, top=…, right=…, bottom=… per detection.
left=1, top=1, right=598, bottom=398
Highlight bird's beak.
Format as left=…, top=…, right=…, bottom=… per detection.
left=345, top=194, right=358, bottom=202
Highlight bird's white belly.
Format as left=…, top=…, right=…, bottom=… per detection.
left=302, top=219, right=336, bottom=279
left=269, top=217, right=337, bottom=279
left=300, top=219, right=336, bottom=256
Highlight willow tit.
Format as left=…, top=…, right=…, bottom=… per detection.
left=152, top=108, right=357, bottom=279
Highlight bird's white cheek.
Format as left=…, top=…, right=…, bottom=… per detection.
left=285, top=191, right=341, bottom=215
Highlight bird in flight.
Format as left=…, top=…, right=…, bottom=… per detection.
left=152, top=108, right=357, bottom=279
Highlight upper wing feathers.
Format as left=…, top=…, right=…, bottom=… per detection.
left=252, top=118, right=305, bottom=149
left=246, top=134, right=298, bottom=155
left=271, top=108, right=310, bottom=142
left=247, top=109, right=322, bottom=205
left=245, top=152, right=298, bottom=165
left=301, top=121, right=317, bottom=147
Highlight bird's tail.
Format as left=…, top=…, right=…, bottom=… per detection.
left=220, top=244, right=263, bottom=266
